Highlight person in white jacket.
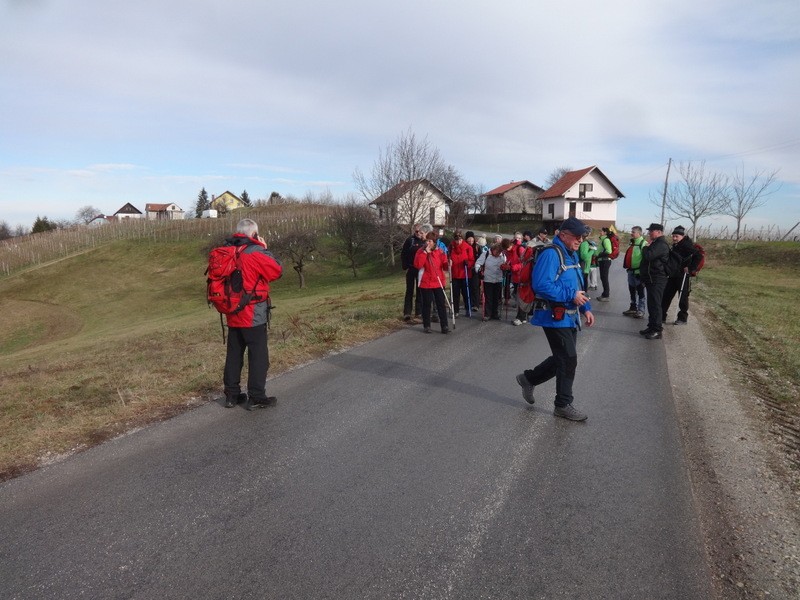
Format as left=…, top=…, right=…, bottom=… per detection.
left=475, top=243, right=507, bottom=321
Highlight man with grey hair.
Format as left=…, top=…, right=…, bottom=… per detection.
left=221, top=218, right=283, bottom=409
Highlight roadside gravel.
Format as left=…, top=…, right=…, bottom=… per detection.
left=665, top=303, right=800, bottom=599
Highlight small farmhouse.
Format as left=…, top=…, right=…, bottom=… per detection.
left=538, top=166, right=624, bottom=231
left=113, top=203, right=143, bottom=220
left=210, top=191, right=245, bottom=213
left=145, top=203, right=185, bottom=220
left=369, top=179, right=452, bottom=228
left=483, top=180, right=545, bottom=215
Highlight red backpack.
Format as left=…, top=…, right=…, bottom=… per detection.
left=691, top=243, right=706, bottom=276
left=608, top=233, right=620, bottom=260
left=206, top=246, right=263, bottom=315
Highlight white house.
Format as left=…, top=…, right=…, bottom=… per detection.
left=145, top=203, right=185, bottom=220
left=113, top=203, right=143, bottom=220
left=538, top=166, right=624, bottom=231
left=369, top=178, right=452, bottom=227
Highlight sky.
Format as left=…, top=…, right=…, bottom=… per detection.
left=1, top=0, right=799, bottom=236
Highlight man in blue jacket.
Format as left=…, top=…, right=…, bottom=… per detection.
left=515, top=217, right=595, bottom=421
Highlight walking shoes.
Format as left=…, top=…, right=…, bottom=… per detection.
left=554, top=404, right=588, bottom=421
left=246, top=396, right=278, bottom=410
left=516, top=374, right=535, bottom=404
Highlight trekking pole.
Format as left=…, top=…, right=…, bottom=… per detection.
left=448, top=262, right=456, bottom=330
left=436, top=273, right=455, bottom=330
left=503, top=272, right=509, bottom=321
left=678, top=271, right=688, bottom=299
left=480, top=276, right=486, bottom=320
left=464, top=263, right=472, bottom=318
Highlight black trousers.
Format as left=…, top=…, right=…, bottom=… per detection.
left=224, top=324, right=270, bottom=401
left=421, top=287, right=449, bottom=330
left=483, top=281, right=502, bottom=319
left=524, top=327, right=578, bottom=408
left=404, top=268, right=422, bottom=317
left=470, top=273, right=481, bottom=307
left=662, top=274, right=691, bottom=322
left=643, top=277, right=668, bottom=332
left=598, top=259, right=611, bottom=298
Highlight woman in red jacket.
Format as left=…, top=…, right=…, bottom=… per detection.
left=413, top=232, right=450, bottom=334
left=449, top=231, right=475, bottom=318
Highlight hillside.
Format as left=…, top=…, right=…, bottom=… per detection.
left=0, top=230, right=405, bottom=480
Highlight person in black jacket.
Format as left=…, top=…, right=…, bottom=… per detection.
left=638, top=223, right=670, bottom=339
left=401, top=224, right=426, bottom=321
left=662, top=225, right=702, bottom=325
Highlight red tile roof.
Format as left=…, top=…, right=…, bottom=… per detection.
left=484, top=180, right=528, bottom=196
left=539, top=166, right=625, bottom=199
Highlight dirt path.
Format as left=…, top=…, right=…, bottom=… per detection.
left=665, top=303, right=800, bottom=598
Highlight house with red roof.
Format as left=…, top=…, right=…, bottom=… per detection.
left=145, top=203, right=185, bottom=220
left=483, top=180, right=545, bottom=215
left=369, top=178, right=452, bottom=227
left=538, top=166, right=624, bottom=231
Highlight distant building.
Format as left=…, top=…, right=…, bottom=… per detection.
left=483, top=180, right=545, bottom=215
left=113, top=203, right=143, bottom=220
left=210, top=191, right=245, bottom=213
left=369, top=179, right=452, bottom=227
left=538, top=166, right=624, bottom=231
left=145, top=203, right=185, bottom=220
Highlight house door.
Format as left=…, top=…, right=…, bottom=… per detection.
left=569, top=202, right=576, bottom=218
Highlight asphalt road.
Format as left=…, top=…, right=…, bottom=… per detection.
left=0, top=265, right=713, bottom=599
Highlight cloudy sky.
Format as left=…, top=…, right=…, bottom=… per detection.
left=1, top=0, right=798, bottom=234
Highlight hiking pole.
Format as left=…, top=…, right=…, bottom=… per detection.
left=503, top=272, right=509, bottom=321
left=480, top=276, right=486, bottom=320
left=436, top=273, right=455, bottom=330
left=464, top=263, right=472, bottom=318
left=448, top=262, right=456, bottom=330
left=678, top=271, right=688, bottom=299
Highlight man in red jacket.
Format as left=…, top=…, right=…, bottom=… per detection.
left=223, top=219, right=283, bottom=410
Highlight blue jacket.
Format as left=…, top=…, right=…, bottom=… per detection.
left=531, top=236, right=591, bottom=329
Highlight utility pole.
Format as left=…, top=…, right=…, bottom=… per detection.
left=660, top=158, right=672, bottom=226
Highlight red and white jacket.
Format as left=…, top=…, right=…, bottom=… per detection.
left=413, top=246, right=449, bottom=289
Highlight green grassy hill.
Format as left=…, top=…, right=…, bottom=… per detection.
left=0, top=232, right=405, bottom=480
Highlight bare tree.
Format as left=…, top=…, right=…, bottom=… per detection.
left=665, top=161, right=730, bottom=239
left=272, top=228, right=317, bottom=288
left=353, top=127, right=451, bottom=265
left=545, top=166, right=572, bottom=188
left=330, top=197, right=376, bottom=277
left=75, top=205, right=102, bottom=224
left=724, top=164, right=780, bottom=248
left=0, top=220, right=12, bottom=240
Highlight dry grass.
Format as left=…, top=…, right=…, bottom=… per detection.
left=0, top=233, right=406, bottom=480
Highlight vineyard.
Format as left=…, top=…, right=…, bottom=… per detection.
left=0, top=203, right=336, bottom=277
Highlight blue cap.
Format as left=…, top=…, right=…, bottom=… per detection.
left=559, top=217, right=589, bottom=236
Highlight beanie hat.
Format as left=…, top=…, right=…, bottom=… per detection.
left=465, top=230, right=475, bottom=239
left=671, top=225, right=686, bottom=236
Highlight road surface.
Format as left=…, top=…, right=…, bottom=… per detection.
left=0, top=265, right=712, bottom=599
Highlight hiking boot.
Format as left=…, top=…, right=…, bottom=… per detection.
left=639, top=328, right=653, bottom=336
left=634, top=311, right=645, bottom=319
left=623, top=308, right=638, bottom=316
left=596, top=296, right=610, bottom=302
left=673, top=319, right=687, bottom=325
left=424, top=327, right=432, bottom=334
left=554, top=404, right=587, bottom=421
left=516, top=374, right=535, bottom=404
left=246, top=396, right=277, bottom=411
left=482, top=316, right=490, bottom=322
left=403, top=314, right=412, bottom=322
left=644, top=330, right=662, bottom=339
left=224, top=392, right=247, bottom=408
left=441, top=327, right=450, bottom=334
left=512, top=318, right=523, bottom=326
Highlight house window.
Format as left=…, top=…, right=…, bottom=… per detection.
left=547, top=203, right=554, bottom=216
left=583, top=202, right=592, bottom=212
left=430, top=207, right=436, bottom=224
left=579, top=183, right=593, bottom=199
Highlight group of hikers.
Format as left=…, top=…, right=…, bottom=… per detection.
left=398, top=217, right=704, bottom=421
left=209, top=216, right=702, bottom=422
